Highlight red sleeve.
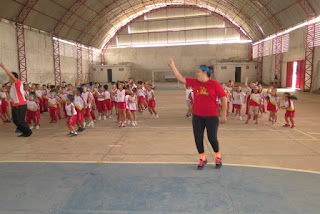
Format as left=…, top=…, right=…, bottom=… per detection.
left=185, top=78, right=197, bottom=87
left=15, top=79, right=21, bottom=88
left=214, top=81, right=227, bottom=98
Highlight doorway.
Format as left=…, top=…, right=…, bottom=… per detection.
left=235, top=67, right=241, bottom=82
left=286, top=60, right=305, bottom=89
left=107, top=69, right=112, bottom=82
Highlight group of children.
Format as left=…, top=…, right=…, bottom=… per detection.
left=0, top=78, right=159, bottom=137
left=185, top=77, right=297, bottom=128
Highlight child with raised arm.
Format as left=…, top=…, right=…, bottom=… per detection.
left=266, top=86, right=280, bottom=124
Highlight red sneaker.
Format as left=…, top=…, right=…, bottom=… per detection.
left=197, top=159, right=207, bottom=170
left=2, top=122, right=7, bottom=126
left=291, top=125, right=295, bottom=128
left=215, top=157, right=222, bottom=169
left=283, top=124, right=290, bottom=127
left=245, top=121, right=249, bottom=124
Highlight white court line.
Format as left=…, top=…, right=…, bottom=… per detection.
left=0, top=160, right=320, bottom=175
left=307, top=132, right=320, bottom=135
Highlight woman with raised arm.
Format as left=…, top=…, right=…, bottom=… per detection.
left=168, top=58, right=227, bottom=169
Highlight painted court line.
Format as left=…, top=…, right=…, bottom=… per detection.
left=1, top=160, right=320, bottom=175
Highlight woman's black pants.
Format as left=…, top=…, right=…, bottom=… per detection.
left=192, top=114, right=220, bottom=154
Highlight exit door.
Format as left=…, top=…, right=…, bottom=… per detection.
left=107, top=69, right=112, bottom=82
left=235, top=67, right=241, bottom=82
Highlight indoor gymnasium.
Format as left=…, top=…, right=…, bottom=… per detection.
left=1, top=0, right=320, bottom=213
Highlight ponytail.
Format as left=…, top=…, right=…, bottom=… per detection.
left=284, top=92, right=298, bottom=100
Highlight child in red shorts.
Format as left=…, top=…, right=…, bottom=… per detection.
left=48, top=91, right=59, bottom=123
left=0, top=87, right=11, bottom=124
left=146, top=83, right=158, bottom=119
left=65, top=95, right=78, bottom=137
left=281, top=92, right=297, bottom=128
left=26, top=93, right=40, bottom=129
left=104, top=85, right=112, bottom=118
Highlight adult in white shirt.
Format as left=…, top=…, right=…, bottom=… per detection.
left=0, top=62, right=32, bottom=137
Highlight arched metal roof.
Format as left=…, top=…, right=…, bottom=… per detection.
left=1, top=0, right=319, bottom=49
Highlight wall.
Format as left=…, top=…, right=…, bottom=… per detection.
left=214, top=62, right=257, bottom=83
left=0, top=20, right=98, bottom=85
left=261, top=26, right=320, bottom=92
left=93, top=65, right=130, bottom=83
left=0, top=20, right=19, bottom=82
left=104, top=43, right=250, bottom=82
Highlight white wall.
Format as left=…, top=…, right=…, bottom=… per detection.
left=104, top=43, right=250, bottom=82
left=0, top=20, right=19, bottom=83
left=261, top=26, right=320, bottom=91
left=214, top=62, right=257, bottom=83
left=0, top=20, right=99, bottom=85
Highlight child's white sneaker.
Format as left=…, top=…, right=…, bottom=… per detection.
left=235, top=115, right=239, bottom=120
left=91, top=121, right=95, bottom=128
left=128, top=120, right=131, bottom=125
left=154, top=114, right=159, bottom=119
left=36, top=125, right=40, bottom=130
left=103, top=116, right=107, bottom=120
left=29, top=125, right=34, bottom=130
left=239, top=116, right=243, bottom=120
left=132, top=122, right=136, bottom=127
left=150, top=115, right=154, bottom=119
left=98, top=116, right=101, bottom=120
left=134, top=121, right=137, bottom=125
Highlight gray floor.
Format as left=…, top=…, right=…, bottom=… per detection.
left=0, top=163, right=319, bottom=214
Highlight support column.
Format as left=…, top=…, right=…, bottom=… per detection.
left=303, top=23, right=316, bottom=91
left=297, top=0, right=316, bottom=91
left=52, top=38, right=61, bottom=86
left=88, top=47, right=94, bottom=83
left=16, top=23, right=28, bottom=82
left=248, top=43, right=253, bottom=61
left=256, top=43, right=263, bottom=83
left=274, top=36, right=283, bottom=88
left=15, top=0, right=39, bottom=82
left=76, top=43, right=83, bottom=81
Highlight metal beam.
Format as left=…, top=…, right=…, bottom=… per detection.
left=273, top=35, right=282, bottom=88
left=53, top=0, right=86, bottom=36
left=100, top=4, right=252, bottom=52
left=76, top=43, right=83, bottom=81
left=248, top=43, right=253, bottom=61
left=297, top=0, right=316, bottom=92
left=256, top=42, right=263, bottom=83
left=303, top=23, right=315, bottom=92
left=89, top=0, right=263, bottom=49
left=16, top=23, right=28, bottom=83
left=248, top=0, right=282, bottom=31
left=52, top=38, right=62, bottom=86
left=16, top=0, right=39, bottom=23
left=88, top=47, right=94, bottom=83
left=15, top=0, right=39, bottom=82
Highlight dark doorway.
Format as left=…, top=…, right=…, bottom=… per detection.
left=107, top=69, right=112, bottom=82
left=235, top=67, right=241, bottom=82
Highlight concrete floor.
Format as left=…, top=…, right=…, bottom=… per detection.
left=1, top=85, right=319, bottom=171
left=0, top=85, right=320, bottom=213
